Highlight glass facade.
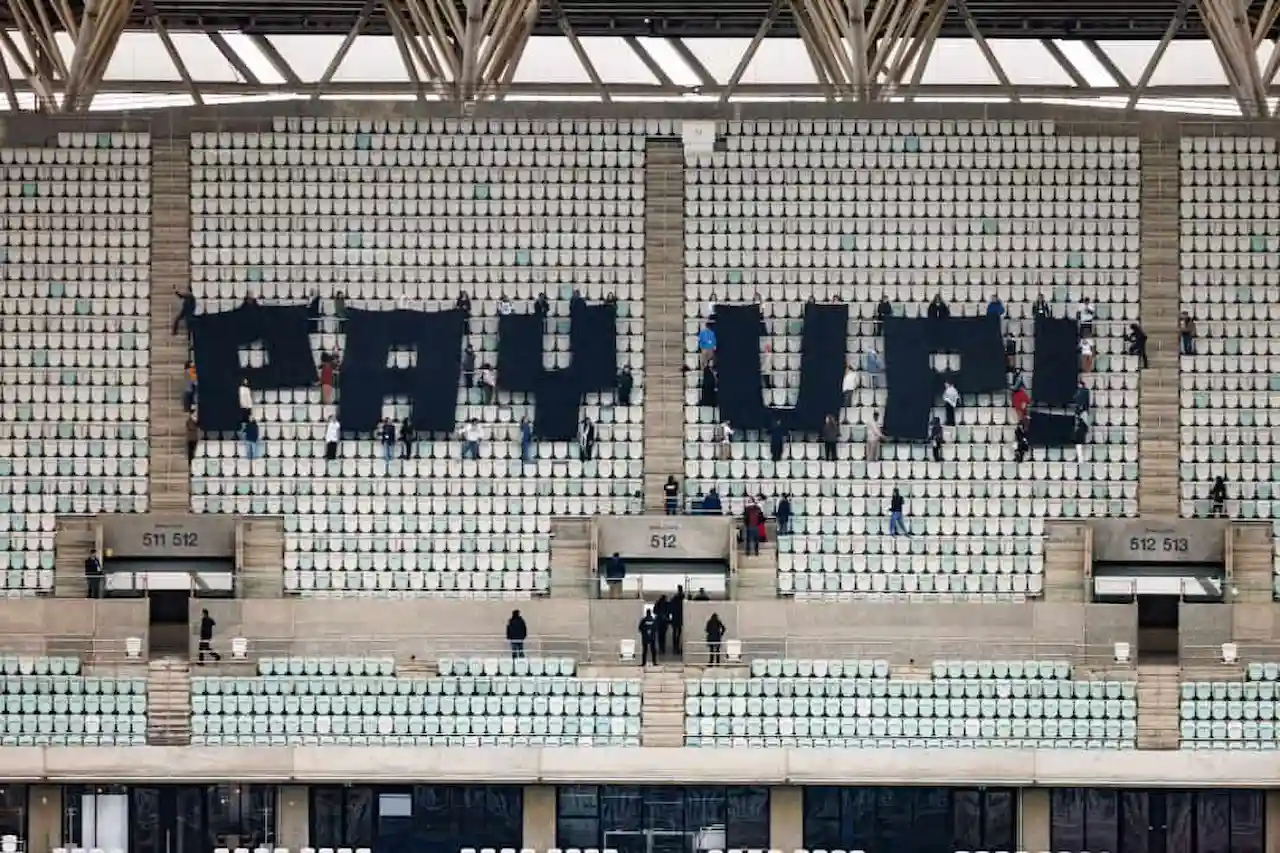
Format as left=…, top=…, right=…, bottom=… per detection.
left=803, top=787, right=1017, bottom=853
left=60, top=784, right=276, bottom=853
left=0, top=786, right=26, bottom=839
left=1051, top=789, right=1265, bottom=853
left=309, top=785, right=522, bottom=853
left=556, top=786, right=770, bottom=853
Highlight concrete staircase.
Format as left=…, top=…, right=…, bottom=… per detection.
left=1136, top=663, right=1181, bottom=750
left=53, top=517, right=96, bottom=598
left=1042, top=520, right=1089, bottom=602
left=148, top=140, right=195, bottom=514
left=549, top=517, right=594, bottom=597
left=735, top=542, right=778, bottom=599
left=1137, top=139, right=1180, bottom=518
left=145, top=658, right=192, bottom=745
left=640, top=666, right=686, bottom=746
left=240, top=518, right=285, bottom=598
left=1229, top=522, right=1275, bottom=604
left=641, top=139, right=687, bottom=512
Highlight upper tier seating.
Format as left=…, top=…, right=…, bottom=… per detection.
left=0, top=131, right=152, bottom=594
left=1179, top=663, right=1280, bottom=749
left=684, top=119, right=1141, bottom=600
left=188, top=118, right=647, bottom=598
left=685, top=657, right=1137, bottom=748
left=0, top=654, right=148, bottom=746
left=190, top=655, right=641, bottom=746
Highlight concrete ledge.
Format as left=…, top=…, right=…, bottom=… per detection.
left=5, top=746, right=1280, bottom=786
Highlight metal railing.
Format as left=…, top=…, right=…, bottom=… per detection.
left=0, top=635, right=141, bottom=667
left=1181, top=643, right=1276, bottom=668
left=230, top=633, right=592, bottom=665
left=673, top=637, right=1120, bottom=669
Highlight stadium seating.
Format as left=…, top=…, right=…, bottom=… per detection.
left=190, top=656, right=642, bottom=746
left=1178, top=135, right=1280, bottom=583
left=187, top=117, right=648, bottom=597
left=684, top=119, right=1141, bottom=599
left=1179, top=662, right=1280, bottom=749
left=0, top=654, right=148, bottom=745
left=684, top=658, right=1137, bottom=748
left=0, top=131, right=152, bottom=594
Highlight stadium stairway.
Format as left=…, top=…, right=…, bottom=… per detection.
left=241, top=520, right=285, bottom=598
left=1042, top=521, right=1089, bottom=602
left=549, top=518, right=593, bottom=597
left=146, top=657, right=192, bottom=745
left=641, top=138, right=686, bottom=512
left=735, top=541, right=780, bottom=599
left=1137, top=139, right=1180, bottom=517
left=149, top=140, right=194, bottom=514
left=1136, top=663, right=1181, bottom=749
left=1229, top=522, right=1275, bottom=603
left=52, top=517, right=95, bottom=598
left=640, top=665, right=686, bottom=746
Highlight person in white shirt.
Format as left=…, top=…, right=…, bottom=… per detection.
left=478, top=366, right=496, bottom=404
left=942, top=381, right=960, bottom=426
left=497, top=295, right=514, bottom=316
left=865, top=409, right=884, bottom=462
left=842, top=364, right=857, bottom=407
left=1079, top=336, right=1095, bottom=373
left=1077, top=298, right=1095, bottom=337
left=714, top=420, right=734, bottom=460
left=458, top=419, right=484, bottom=459
left=237, top=379, right=253, bottom=424
left=323, top=415, right=341, bottom=462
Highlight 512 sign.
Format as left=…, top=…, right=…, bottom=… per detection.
left=1129, top=535, right=1189, bottom=553
left=142, top=530, right=200, bottom=549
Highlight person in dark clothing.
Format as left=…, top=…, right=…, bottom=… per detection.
left=400, top=417, right=416, bottom=459
left=1075, top=380, right=1091, bottom=414
left=173, top=288, right=196, bottom=336
left=1073, top=413, right=1091, bottom=462
left=874, top=295, right=893, bottom=336
left=664, top=476, right=680, bottom=515
left=1128, top=323, right=1149, bottom=369
left=1014, top=420, right=1030, bottom=464
left=821, top=414, right=839, bottom=462
left=701, top=487, right=722, bottom=514
left=929, top=416, right=944, bottom=462
left=578, top=416, right=597, bottom=462
left=605, top=552, right=626, bottom=598
left=242, top=417, right=261, bottom=460
left=186, top=413, right=200, bottom=463
left=84, top=549, right=103, bottom=599
left=654, top=595, right=670, bottom=656
left=1179, top=311, right=1197, bottom=355
left=1032, top=293, right=1051, bottom=319
left=694, top=588, right=711, bottom=601
left=197, top=609, right=221, bottom=664
left=1004, top=333, right=1017, bottom=377
left=333, top=291, right=347, bottom=327
left=889, top=488, right=908, bottom=536
left=534, top=292, right=550, bottom=320
left=742, top=501, right=761, bottom=556
left=307, top=289, right=322, bottom=322
left=378, top=418, right=396, bottom=463
left=769, top=418, right=787, bottom=462
left=705, top=613, right=726, bottom=666
left=570, top=289, right=586, bottom=313
left=638, top=609, right=658, bottom=667
left=1209, top=476, right=1227, bottom=518
left=462, top=343, right=476, bottom=388
left=506, top=609, right=528, bottom=659
left=699, top=364, right=718, bottom=408
left=670, top=586, right=685, bottom=654
left=927, top=292, right=950, bottom=321
left=616, top=367, right=634, bottom=406
left=776, top=495, right=793, bottom=535
left=455, top=291, right=471, bottom=313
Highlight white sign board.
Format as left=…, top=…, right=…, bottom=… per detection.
left=597, top=516, right=731, bottom=561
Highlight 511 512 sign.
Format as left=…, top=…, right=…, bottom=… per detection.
left=101, top=514, right=236, bottom=559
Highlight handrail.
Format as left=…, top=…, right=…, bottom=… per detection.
left=230, top=634, right=593, bottom=664
left=0, top=636, right=141, bottom=667
left=678, top=639, right=1125, bottom=669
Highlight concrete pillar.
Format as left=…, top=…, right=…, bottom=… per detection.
left=277, top=786, right=309, bottom=850
left=27, top=785, right=62, bottom=853
left=523, top=785, right=557, bottom=850
left=1020, top=789, right=1051, bottom=853
left=769, top=787, right=803, bottom=851
left=1266, top=791, right=1280, bottom=853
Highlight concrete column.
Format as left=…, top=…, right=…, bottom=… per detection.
left=27, top=785, right=62, bottom=853
left=1266, top=791, right=1280, bottom=853
left=1020, top=789, right=1051, bottom=853
left=769, top=787, right=803, bottom=851
left=276, top=786, right=309, bottom=850
left=523, top=785, right=557, bottom=850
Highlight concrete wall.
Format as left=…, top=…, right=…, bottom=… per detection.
left=0, top=600, right=148, bottom=660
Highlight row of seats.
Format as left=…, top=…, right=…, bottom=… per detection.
left=0, top=657, right=146, bottom=746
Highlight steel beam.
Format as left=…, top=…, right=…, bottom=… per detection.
left=458, top=0, right=485, bottom=100
left=139, top=0, right=203, bottom=105
left=1196, top=0, right=1265, bottom=116
left=546, top=0, right=611, bottom=103
left=623, top=36, right=675, bottom=88
left=207, top=31, right=260, bottom=85
left=250, top=34, right=302, bottom=86
left=63, top=0, right=136, bottom=112
left=954, top=0, right=1019, bottom=102
left=667, top=37, right=718, bottom=89
left=1040, top=38, right=1090, bottom=89
left=1126, top=0, right=1189, bottom=113
left=311, top=0, right=381, bottom=100
left=719, top=0, right=784, bottom=104
left=1083, top=40, right=1133, bottom=90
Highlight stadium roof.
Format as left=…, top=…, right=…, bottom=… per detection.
left=0, top=0, right=1278, bottom=115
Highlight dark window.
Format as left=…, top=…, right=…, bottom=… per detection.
left=802, top=787, right=1016, bottom=853
left=0, top=786, right=26, bottom=839
left=1051, top=789, right=1265, bottom=853
left=311, top=785, right=519, bottom=853
left=557, top=786, right=770, bottom=851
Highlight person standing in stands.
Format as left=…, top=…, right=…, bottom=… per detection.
left=714, top=420, right=733, bottom=460
left=459, top=419, right=483, bottom=460
left=497, top=293, right=514, bottom=316
left=769, top=417, right=787, bottom=462
left=377, top=417, right=396, bottom=463
left=889, top=487, right=909, bottom=536
left=821, top=414, right=840, bottom=462
left=319, top=353, right=336, bottom=404
left=84, top=549, right=103, bottom=599
left=197, top=609, right=222, bottom=665
left=842, top=363, right=857, bottom=407
left=1179, top=311, right=1197, bottom=355
left=1012, top=381, right=1031, bottom=424
left=1079, top=335, right=1095, bottom=373
left=741, top=500, right=761, bottom=556
left=616, top=366, right=633, bottom=406
left=478, top=364, right=495, bottom=404
left=186, top=412, right=200, bottom=463
left=605, top=551, right=626, bottom=597
left=874, top=295, right=893, bottom=336
left=238, top=378, right=253, bottom=425
left=928, top=292, right=950, bottom=321
left=519, top=416, right=535, bottom=465
left=701, top=486, right=723, bottom=515
left=1014, top=420, right=1030, bottom=464
left=333, top=291, right=347, bottom=329
left=578, top=415, right=596, bottom=461
left=461, top=342, right=476, bottom=389
left=986, top=295, right=1004, bottom=322
left=1209, top=476, right=1228, bottom=517
left=1077, top=297, right=1095, bottom=338
left=1074, top=412, right=1091, bottom=462
left=863, top=346, right=884, bottom=389
left=664, top=475, right=680, bottom=515
left=455, top=291, right=471, bottom=313
left=242, top=416, right=261, bottom=460
left=942, top=381, right=960, bottom=426
left=699, top=361, right=718, bottom=407
left=654, top=595, right=671, bottom=656
left=705, top=293, right=718, bottom=328
left=534, top=292, right=550, bottom=324
left=1032, top=292, right=1051, bottom=319
left=1004, top=333, right=1018, bottom=379
left=929, top=416, right=944, bottom=462
left=865, top=408, right=884, bottom=462
left=705, top=613, right=726, bottom=666
left=173, top=287, right=197, bottom=336
left=1075, top=379, right=1091, bottom=414
left=1128, top=323, right=1149, bottom=369
left=505, top=609, right=527, bottom=659
left=697, top=323, right=716, bottom=369
left=400, top=416, right=415, bottom=459
left=183, top=361, right=198, bottom=412
left=670, top=586, right=685, bottom=654
left=307, top=289, right=322, bottom=323
left=776, top=494, right=793, bottom=535
left=324, top=414, right=341, bottom=463
left=638, top=608, right=658, bottom=667
left=570, top=289, right=586, bottom=313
